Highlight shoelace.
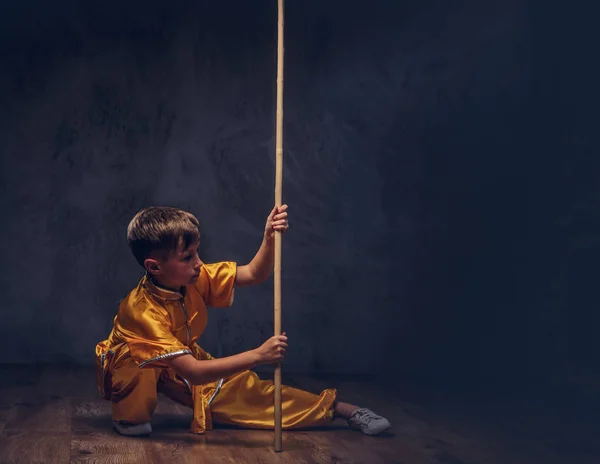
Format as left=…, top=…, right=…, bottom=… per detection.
left=353, top=409, right=380, bottom=424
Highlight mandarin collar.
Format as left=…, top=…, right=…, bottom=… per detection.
left=142, top=274, right=185, bottom=301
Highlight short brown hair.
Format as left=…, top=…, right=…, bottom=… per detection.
left=127, top=206, right=200, bottom=267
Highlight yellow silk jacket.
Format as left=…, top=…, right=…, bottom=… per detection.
left=95, top=261, right=237, bottom=432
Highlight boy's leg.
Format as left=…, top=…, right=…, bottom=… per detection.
left=153, top=368, right=390, bottom=435
left=110, top=356, right=160, bottom=427
left=209, top=370, right=336, bottom=430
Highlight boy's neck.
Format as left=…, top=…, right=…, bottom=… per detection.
left=147, top=274, right=185, bottom=295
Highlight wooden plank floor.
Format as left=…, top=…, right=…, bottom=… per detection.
left=0, top=365, right=596, bottom=463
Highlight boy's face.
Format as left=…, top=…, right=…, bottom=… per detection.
left=145, top=239, right=203, bottom=290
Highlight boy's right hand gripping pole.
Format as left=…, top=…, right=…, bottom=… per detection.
left=274, top=0, right=285, bottom=453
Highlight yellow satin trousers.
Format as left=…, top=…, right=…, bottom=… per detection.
left=106, top=355, right=337, bottom=433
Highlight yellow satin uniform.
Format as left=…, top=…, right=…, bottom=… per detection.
left=95, top=261, right=336, bottom=433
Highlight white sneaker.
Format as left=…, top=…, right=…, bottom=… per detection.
left=347, top=408, right=391, bottom=436
left=113, top=420, right=152, bottom=436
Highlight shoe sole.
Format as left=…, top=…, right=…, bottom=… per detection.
left=113, top=423, right=152, bottom=437
left=363, top=423, right=391, bottom=436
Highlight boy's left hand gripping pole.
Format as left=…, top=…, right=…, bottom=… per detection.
left=274, top=0, right=285, bottom=453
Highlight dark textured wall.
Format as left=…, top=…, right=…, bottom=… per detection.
left=0, top=0, right=595, bottom=389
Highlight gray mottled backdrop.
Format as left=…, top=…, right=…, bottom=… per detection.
left=0, top=0, right=597, bottom=389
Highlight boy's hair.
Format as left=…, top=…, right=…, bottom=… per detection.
left=127, top=206, right=200, bottom=267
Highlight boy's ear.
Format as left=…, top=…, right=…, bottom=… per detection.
left=144, top=258, right=161, bottom=275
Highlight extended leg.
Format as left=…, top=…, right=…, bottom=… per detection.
left=209, top=370, right=336, bottom=430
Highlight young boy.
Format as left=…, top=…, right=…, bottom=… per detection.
left=95, top=205, right=390, bottom=437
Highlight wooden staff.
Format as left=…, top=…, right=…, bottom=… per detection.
left=274, top=0, right=285, bottom=453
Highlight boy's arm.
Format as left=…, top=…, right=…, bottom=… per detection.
left=236, top=238, right=274, bottom=287
left=165, top=333, right=288, bottom=385
left=236, top=205, right=288, bottom=287
left=166, top=351, right=259, bottom=385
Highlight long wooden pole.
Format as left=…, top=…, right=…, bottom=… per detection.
left=274, top=0, right=285, bottom=453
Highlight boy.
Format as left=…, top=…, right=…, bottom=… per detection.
left=95, top=205, right=390, bottom=437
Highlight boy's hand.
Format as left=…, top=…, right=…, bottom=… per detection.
left=253, top=332, right=288, bottom=364
left=264, top=204, right=289, bottom=241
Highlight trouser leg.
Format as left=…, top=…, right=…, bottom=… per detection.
left=209, top=370, right=337, bottom=430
